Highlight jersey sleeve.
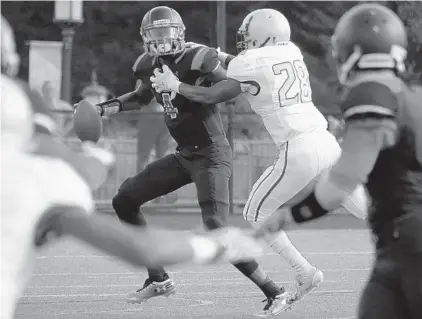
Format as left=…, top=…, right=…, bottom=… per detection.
left=341, top=81, right=400, bottom=149
left=190, top=46, right=220, bottom=74
left=226, top=56, right=255, bottom=83
left=341, top=82, right=399, bottom=122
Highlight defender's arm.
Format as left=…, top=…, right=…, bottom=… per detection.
left=40, top=208, right=262, bottom=267
left=174, top=51, right=250, bottom=104
left=178, top=79, right=242, bottom=104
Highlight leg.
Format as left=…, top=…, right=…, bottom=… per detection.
left=245, top=142, right=325, bottom=308
left=112, top=154, right=191, bottom=303
left=245, top=143, right=317, bottom=275
left=190, top=144, right=287, bottom=315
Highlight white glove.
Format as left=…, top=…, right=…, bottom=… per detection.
left=150, top=65, right=181, bottom=93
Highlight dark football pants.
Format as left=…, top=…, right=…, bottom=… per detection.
left=112, top=141, right=232, bottom=279
left=358, top=214, right=422, bottom=319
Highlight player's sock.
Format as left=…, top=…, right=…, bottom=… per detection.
left=232, top=261, right=282, bottom=298
left=265, top=230, right=313, bottom=275
left=147, top=269, right=169, bottom=282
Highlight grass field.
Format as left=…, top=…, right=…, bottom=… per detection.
left=16, top=213, right=371, bottom=319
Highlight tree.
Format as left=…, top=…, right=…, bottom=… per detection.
left=2, top=1, right=420, bottom=120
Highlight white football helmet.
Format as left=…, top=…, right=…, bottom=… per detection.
left=237, top=9, right=291, bottom=53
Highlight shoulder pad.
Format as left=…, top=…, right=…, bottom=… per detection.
left=341, top=82, right=399, bottom=122
left=132, top=52, right=155, bottom=77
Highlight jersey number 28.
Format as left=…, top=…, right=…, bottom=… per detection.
left=272, top=60, right=312, bottom=107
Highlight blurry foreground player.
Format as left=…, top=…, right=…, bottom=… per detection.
left=74, top=6, right=286, bottom=307
left=0, top=16, right=265, bottom=319
left=255, top=4, right=422, bottom=319
left=151, top=8, right=368, bottom=315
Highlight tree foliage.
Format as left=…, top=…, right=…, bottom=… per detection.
left=2, top=1, right=421, bottom=115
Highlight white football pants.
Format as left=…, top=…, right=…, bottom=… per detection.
left=243, top=129, right=368, bottom=223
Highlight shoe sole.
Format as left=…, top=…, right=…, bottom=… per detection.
left=125, top=287, right=176, bottom=304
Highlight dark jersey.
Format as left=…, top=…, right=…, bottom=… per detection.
left=341, top=72, right=422, bottom=236
left=132, top=45, right=227, bottom=148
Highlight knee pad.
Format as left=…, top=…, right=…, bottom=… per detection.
left=112, top=193, right=145, bottom=225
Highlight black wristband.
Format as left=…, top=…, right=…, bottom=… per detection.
left=291, top=191, right=329, bottom=223
left=97, top=99, right=122, bottom=116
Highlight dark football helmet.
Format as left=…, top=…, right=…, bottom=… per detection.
left=331, top=3, right=407, bottom=84
left=140, top=6, right=186, bottom=56
left=1, top=15, right=20, bottom=77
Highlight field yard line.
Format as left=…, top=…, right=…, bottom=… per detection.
left=32, top=268, right=370, bottom=276
left=36, top=251, right=372, bottom=259
left=28, top=278, right=366, bottom=289
left=21, top=289, right=360, bottom=298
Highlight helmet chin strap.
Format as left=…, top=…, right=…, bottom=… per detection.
left=258, top=37, right=271, bottom=48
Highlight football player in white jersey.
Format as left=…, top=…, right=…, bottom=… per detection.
left=0, top=16, right=266, bottom=319
left=151, top=8, right=368, bottom=314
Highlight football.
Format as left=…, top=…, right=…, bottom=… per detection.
left=73, top=100, right=103, bottom=143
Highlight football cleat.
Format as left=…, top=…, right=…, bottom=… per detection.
left=255, top=288, right=294, bottom=317
left=125, top=278, right=176, bottom=304
left=286, top=267, right=324, bottom=308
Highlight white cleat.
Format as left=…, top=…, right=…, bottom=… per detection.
left=255, top=291, right=294, bottom=317
left=287, top=267, right=324, bottom=309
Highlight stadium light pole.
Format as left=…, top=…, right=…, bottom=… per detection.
left=54, top=0, right=84, bottom=104
left=216, top=1, right=235, bottom=215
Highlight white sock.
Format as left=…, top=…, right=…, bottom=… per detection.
left=264, top=230, right=313, bottom=275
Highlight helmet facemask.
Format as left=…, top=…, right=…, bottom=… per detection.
left=141, top=21, right=185, bottom=56
left=236, top=29, right=250, bottom=53
left=333, top=45, right=407, bottom=85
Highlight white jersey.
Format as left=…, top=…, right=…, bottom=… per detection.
left=227, top=42, right=327, bottom=145
left=1, top=153, right=94, bottom=319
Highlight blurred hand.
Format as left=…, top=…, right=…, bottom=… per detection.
left=81, top=141, right=115, bottom=168
left=207, top=227, right=264, bottom=263
left=253, top=208, right=292, bottom=238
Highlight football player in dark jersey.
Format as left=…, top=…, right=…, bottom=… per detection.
left=73, top=5, right=288, bottom=310
left=254, top=3, right=422, bottom=318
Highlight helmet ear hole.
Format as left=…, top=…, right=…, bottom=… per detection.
left=252, top=40, right=258, bottom=47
